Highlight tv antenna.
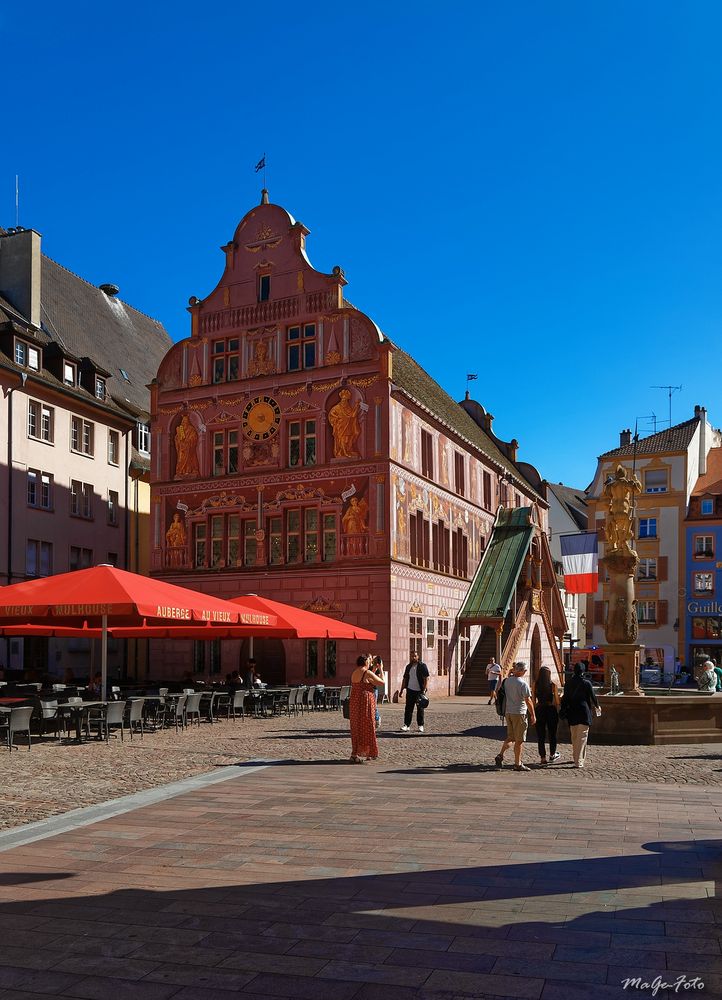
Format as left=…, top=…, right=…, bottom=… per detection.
left=650, top=385, right=682, bottom=428
left=637, top=412, right=658, bottom=434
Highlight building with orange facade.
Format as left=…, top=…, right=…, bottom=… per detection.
left=149, top=191, right=566, bottom=695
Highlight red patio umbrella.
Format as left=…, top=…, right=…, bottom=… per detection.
left=0, top=566, right=277, bottom=697
left=229, top=594, right=377, bottom=641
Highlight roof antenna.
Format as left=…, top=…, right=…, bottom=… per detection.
left=650, top=384, right=682, bottom=428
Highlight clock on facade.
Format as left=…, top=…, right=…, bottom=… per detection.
left=242, top=395, right=282, bottom=440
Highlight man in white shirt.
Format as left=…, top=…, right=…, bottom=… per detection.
left=485, top=657, right=502, bottom=704
left=494, top=661, right=536, bottom=772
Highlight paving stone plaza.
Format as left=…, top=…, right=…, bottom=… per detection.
left=0, top=699, right=720, bottom=999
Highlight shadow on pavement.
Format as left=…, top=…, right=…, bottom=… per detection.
left=0, top=840, right=719, bottom=998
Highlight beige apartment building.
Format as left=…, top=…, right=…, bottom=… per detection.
left=0, top=227, right=172, bottom=679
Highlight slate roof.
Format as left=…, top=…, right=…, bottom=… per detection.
left=40, top=256, right=172, bottom=416
left=0, top=237, right=172, bottom=422
left=547, top=482, right=588, bottom=532
left=600, top=417, right=699, bottom=458
left=389, top=345, right=541, bottom=497
left=459, top=507, right=534, bottom=621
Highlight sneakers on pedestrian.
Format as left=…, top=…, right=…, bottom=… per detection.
left=549, top=752, right=561, bottom=763
left=494, top=754, right=504, bottom=768
left=400, top=725, right=409, bottom=732
left=418, top=726, right=424, bottom=733
left=514, top=764, right=531, bottom=772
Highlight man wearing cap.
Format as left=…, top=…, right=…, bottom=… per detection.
left=494, top=661, right=536, bottom=772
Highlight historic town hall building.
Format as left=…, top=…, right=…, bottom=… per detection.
left=150, top=191, right=566, bottom=695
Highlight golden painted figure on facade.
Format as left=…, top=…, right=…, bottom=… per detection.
left=165, top=512, right=187, bottom=548
left=247, top=339, right=276, bottom=377
left=174, top=414, right=200, bottom=479
left=342, top=497, right=368, bottom=534
left=329, top=389, right=361, bottom=458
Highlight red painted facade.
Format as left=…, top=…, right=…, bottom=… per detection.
left=149, top=192, right=556, bottom=695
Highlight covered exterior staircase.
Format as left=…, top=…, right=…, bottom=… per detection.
left=458, top=506, right=567, bottom=694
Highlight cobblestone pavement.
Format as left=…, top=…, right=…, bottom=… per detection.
left=0, top=750, right=720, bottom=999
left=1, top=698, right=722, bottom=831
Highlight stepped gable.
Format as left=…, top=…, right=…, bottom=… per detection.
left=600, top=417, right=699, bottom=458
left=389, top=346, right=541, bottom=497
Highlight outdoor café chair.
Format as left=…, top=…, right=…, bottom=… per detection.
left=230, top=689, right=246, bottom=721
left=185, top=692, right=202, bottom=727
left=304, top=686, right=317, bottom=712
left=287, top=687, right=299, bottom=715
left=89, top=701, right=126, bottom=742
left=126, top=699, right=144, bottom=739
left=0, top=706, right=34, bottom=751
left=34, top=697, right=65, bottom=739
left=165, top=693, right=187, bottom=732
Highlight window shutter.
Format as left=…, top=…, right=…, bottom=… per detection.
left=657, top=556, right=668, bottom=582
left=657, top=600, right=668, bottom=626
left=594, top=600, right=605, bottom=625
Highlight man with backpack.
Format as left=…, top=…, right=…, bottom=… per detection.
left=400, top=650, right=430, bottom=733
left=494, top=661, right=536, bottom=772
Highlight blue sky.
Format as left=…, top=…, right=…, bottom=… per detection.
left=5, top=1, right=722, bottom=489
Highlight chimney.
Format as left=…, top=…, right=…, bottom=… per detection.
left=0, top=228, right=42, bottom=328
left=619, top=428, right=632, bottom=447
left=699, top=405, right=708, bottom=476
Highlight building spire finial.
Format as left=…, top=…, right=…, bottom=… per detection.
left=260, top=188, right=269, bottom=205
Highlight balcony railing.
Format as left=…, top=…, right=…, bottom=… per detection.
left=340, top=534, right=369, bottom=558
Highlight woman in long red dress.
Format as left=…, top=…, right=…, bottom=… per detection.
left=348, top=655, right=385, bottom=763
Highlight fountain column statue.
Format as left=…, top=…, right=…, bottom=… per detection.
left=600, top=464, right=644, bottom=696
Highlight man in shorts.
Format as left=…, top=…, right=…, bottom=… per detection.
left=494, top=661, right=536, bottom=772
left=486, top=657, right=502, bottom=704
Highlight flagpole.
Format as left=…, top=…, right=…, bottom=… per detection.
left=263, top=152, right=266, bottom=191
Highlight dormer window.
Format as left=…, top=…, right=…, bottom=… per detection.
left=258, top=274, right=271, bottom=302
left=63, top=362, right=76, bottom=386
left=702, top=499, right=714, bottom=516
left=95, top=377, right=106, bottom=400
left=119, top=369, right=130, bottom=382
left=15, top=339, right=40, bottom=371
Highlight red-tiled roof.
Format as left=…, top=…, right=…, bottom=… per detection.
left=692, top=447, right=722, bottom=496
left=600, top=417, right=699, bottom=458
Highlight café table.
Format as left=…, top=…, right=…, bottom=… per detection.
left=58, top=701, right=106, bottom=742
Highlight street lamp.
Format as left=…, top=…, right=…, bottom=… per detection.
left=579, top=613, right=587, bottom=644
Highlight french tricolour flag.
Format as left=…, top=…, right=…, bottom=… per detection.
left=560, top=532, right=599, bottom=594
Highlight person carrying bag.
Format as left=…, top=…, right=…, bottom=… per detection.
left=560, top=662, right=600, bottom=769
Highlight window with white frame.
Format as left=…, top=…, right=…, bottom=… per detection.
left=639, top=517, right=657, bottom=539
left=108, top=490, right=119, bottom=526
left=286, top=324, right=316, bottom=372
left=108, top=429, right=119, bottom=465
left=26, top=539, right=52, bottom=577
left=27, top=470, right=52, bottom=510
left=15, top=340, right=40, bottom=370
left=694, top=572, right=714, bottom=593
left=63, top=361, right=76, bottom=386
left=137, top=421, right=150, bottom=454
left=637, top=600, right=657, bottom=624
left=95, top=377, right=106, bottom=400
left=644, top=469, right=668, bottom=493
left=702, top=499, right=714, bottom=515
left=288, top=419, right=317, bottom=467
left=28, top=400, right=54, bottom=442
left=71, top=481, right=94, bottom=519
left=638, top=558, right=657, bottom=580
left=71, top=416, right=94, bottom=456
left=694, top=535, right=714, bottom=559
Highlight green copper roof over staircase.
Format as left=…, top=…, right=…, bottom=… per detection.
left=459, top=507, right=534, bottom=621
